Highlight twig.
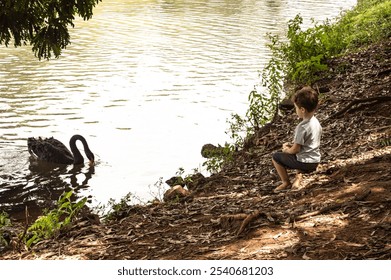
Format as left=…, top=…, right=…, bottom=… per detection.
left=17, top=206, right=29, bottom=251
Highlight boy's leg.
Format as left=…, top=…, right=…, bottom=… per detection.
left=272, top=158, right=291, bottom=192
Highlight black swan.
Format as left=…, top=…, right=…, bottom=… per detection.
left=27, top=134, right=94, bottom=165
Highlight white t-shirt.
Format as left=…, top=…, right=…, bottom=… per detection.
left=294, top=116, right=322, bottom=163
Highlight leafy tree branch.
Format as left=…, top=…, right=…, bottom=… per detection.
left=0, top=0, right=101, bottom=59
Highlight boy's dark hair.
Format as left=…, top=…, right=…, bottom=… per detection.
left=292, top=86, right=318, bottom=112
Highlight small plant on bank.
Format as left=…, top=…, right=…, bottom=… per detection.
left=24, top=190, right=87, bottom=248
left=105, top=193, right=133, bottom=219
left=0, top=211, right=11, bottom=247
left=173, top=168, right=198, bottom=186
left=100, top=192, right=146, bottom=221
left=0, top=211, right=10, bottom=228
left=202, top=142, right=235, bottom=173
left=149, top=177, right=166, bottom=202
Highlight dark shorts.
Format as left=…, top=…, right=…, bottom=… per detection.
left=273, top=152, right=318, bottom=173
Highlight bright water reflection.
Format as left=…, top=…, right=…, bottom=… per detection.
left=0, top=0, right=356, bottom=217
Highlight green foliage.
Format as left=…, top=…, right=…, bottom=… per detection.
left=227, top=113, right=247, bottom=147
left=202, top=142, right=235, bottom=173
left=108, top=193, right=133, bottom=214
left=149, top=177, right=167, bottom=202
left=0, top=211, right=11, bottom=246
left=292, top=54, right=328, bottom=83
left=0, top=211, right=10, bottom=228
left=0, top=0, right=101, bottom=59
left=24, top=190, right=87, bottom=248
left=174, top=168, right=196, bottom=186
left=265, top=15, right=337, bottom=85
left=175, top=167, right=185, bottom=177
left=380, top=135, right=391, bottom=147
left=99, top=192, right=140, bottom=221
left=338, top=0, right=391, bottom=48
left=266, top=0, right=391, bottom=85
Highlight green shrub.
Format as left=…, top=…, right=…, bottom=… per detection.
left=24, top=190, right=86, bottom=248
left=202, top=143, right=235, bottom=173
left=0, top=211, right=11, bottom=247
left=339, top=0, right=391, bottom=48
left=0, top=211, right=10, bottom=228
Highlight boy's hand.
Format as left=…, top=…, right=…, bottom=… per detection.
left=282, top=142, right=301, bottom=154
left=282, top=142, right=291, bottom=152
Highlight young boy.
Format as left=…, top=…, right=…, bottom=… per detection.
left=272, top=86, right=322, bottom=192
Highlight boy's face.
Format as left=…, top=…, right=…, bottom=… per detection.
left=294, top=103, right=306, bottom=119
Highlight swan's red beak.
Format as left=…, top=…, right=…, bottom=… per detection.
left=86, top=151, right=95, bottom=166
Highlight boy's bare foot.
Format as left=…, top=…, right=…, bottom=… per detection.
left=274, top=181, right=291, bottom=193
left=292, top=173, right=303, bottom=189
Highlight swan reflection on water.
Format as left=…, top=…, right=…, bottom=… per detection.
left=28, top=158, right=95, bottom=189
left=0, top=137, right=96, bottom=221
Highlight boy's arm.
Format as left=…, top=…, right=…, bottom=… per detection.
left=282, top=142, right=301, bottom=154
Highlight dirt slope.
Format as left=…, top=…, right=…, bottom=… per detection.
left=2, top=39, right=390, bottom=260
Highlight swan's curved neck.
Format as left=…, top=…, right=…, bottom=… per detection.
left=69, top=135, right=91, bottom=165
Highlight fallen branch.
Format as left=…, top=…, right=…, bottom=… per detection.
left=330, top=96, right=391, bottom=119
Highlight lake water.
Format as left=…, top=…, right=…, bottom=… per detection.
left=0, top=0, right=356, bottom=217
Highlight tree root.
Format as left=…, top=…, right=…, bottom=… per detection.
left=293, top=188, right=371, bottom=222
left=220, top=188, right=372, bottom=236
left=330, top=96, right=391, bottom=119
left=237, top=210, right=261, bottom=236
left=221, top=210, right=278, bottom=236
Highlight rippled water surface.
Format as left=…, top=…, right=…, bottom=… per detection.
left=0, top=0, right=356, bottom=217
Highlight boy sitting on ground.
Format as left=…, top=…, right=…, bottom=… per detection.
left=272, top=86, right=322, bottom=192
